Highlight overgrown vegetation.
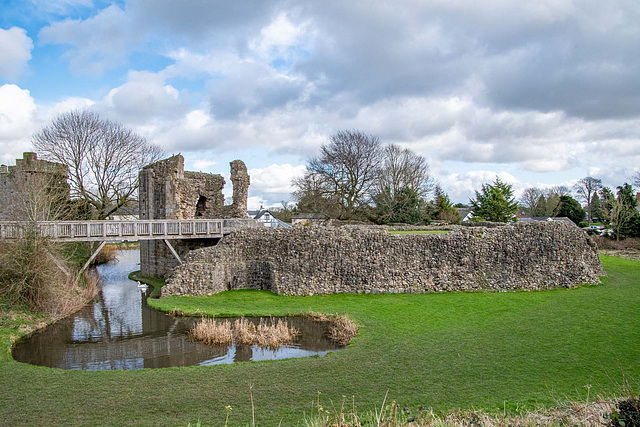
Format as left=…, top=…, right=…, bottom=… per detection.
left=0, top=237, right=99, bottom=318
left=304, top=312, right=358, bottom=346
left=0, top=172, right=101, bottom=317
left=609, top=394, right=640, bottom=426
left=1, top=255, right=638, bottom=425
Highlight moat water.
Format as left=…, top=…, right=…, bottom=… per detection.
left=11, top=249, right=344, bottom=370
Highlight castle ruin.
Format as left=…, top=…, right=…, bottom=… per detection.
left=138, top=155, right=250, bottom=277
left=0, top=152, right=70, bottom=220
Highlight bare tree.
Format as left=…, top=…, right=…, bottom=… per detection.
left=33, top=110, right=164, bottom=219
left=609, top=197, right=636, bottom=241
left=377, top=144, right=432, bottom=197
left=374, top=144, right=433, bottom=207
left=292, top=170, right=341, bottom=217
left=549, top=185, right=571, bottom=197
left=633, top=171, right=640, bottom=189
left=574, top=176, right=602, bottom=224
left=305, top=130, right=383, bottom=219
left=519, top=187, right=544, bottom=216
left=541, top=186, right=571, bottom=217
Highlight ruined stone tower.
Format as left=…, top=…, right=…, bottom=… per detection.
left=0, top=152, right=70, bottom=220
left=138, top=155, right=250, bottom=277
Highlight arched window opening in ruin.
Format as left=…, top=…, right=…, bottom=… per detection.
left=196, top=196, right=207, bottom=217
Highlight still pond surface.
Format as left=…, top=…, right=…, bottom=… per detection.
left=12, top=249, right=343, bottom=370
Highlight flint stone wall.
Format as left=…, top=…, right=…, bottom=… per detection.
left=138, top=154, right=250, bottom=278
left=164, top=221, right=604, bottom=296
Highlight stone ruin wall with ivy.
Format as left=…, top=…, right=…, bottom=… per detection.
left=138, top=155, right=250, bottom=278
left=164, top=221, right=604, bottom=296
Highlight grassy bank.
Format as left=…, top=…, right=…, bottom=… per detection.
left=0, top=255, right=638, bottom=425
left=128, top=270, right=166, bottom=298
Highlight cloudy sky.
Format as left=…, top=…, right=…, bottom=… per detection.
left=1, top=0, right=639, bottom=207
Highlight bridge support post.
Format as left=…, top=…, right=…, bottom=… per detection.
left=80, top=241, right=107, bottom=275
left=163, top=239, right=183, bottom=264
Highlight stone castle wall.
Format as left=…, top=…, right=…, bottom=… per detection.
left=0, top=152, right=70, bottom=219
left=164, top=221, right=604, bottom=296
left=138, top=155, right=250, bottom=278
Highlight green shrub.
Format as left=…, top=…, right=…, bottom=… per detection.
left=609, top=396, right=640, bottom=426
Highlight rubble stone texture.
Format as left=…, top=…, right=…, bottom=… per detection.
left=165, top=221, right=604, bottom=296
left=138, top=155, right=250, bottom=277
left=0, top=152, right=70, bottom=219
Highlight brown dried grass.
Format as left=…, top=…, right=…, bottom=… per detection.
left=44, top=269, right=100, bottom=319
left=189, top=318, right=233, bottom=345
left=0, top=239, right=101, bottom=320
left=305, top=312, right=358, bottom=346
left=189, top=317, right=299, bottom=349
left=233, top=317, right=299, bottom=350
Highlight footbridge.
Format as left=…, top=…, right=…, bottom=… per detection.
left=0, top=219, right=224, bottom=242
left=0, top=219, right=238, bottom=275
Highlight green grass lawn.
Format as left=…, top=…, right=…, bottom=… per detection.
left=388, top=230, right=450, bottom=234
left=1, top=255, right=639, bottom=425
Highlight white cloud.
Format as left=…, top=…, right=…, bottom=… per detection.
left=439, top=170, right=521, bottom=203
left=28, top=0, right=93, bottom=15
left=192, top=160, right=217, bottom=172
left=248, top=163, right=305, bottom=194
left=0, top=27, right=33, bottom=79
left=249, top=12, right=312, bottom=62
left=20, top=0, right=640, bottom=203
left=39, top=4, right=133, bottom=73
left=244, top=163, right=305, bottom=209
left=0, top=84, right=37, bottom=163
left=100, top=71, right=188, bottom=122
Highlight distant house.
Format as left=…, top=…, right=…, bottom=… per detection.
left=108, top=204, right=139, bottom=221
left=456, top=208, right=473, bottom=222
left=247, top=209, right=291, bottom=228
left=291, top=212, right=329, bottom=226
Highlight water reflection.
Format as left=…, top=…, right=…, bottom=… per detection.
left=12, top=249, right=343, bottom=370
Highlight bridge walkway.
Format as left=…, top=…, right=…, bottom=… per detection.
left=0, top=219, right=226, bottom=277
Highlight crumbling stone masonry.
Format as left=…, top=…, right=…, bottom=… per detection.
left=138, top=155, right=250, bottom=278
left=0, top=152, right=70, bottom=219
left=164, top=221, right=604, bottom=296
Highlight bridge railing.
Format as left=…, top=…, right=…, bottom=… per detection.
left=0, top=219, right=224, bottom=242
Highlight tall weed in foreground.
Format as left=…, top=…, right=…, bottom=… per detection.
left=303, top=391, right=624, bottom=426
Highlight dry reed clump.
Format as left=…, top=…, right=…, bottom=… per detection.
left=189, top=318, right=233, bottom=345
left=233, top=317, right=299, bottom=350
left=188, top=317, right=299, bottom=349
left=305, top=312, right=358, bottom=346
